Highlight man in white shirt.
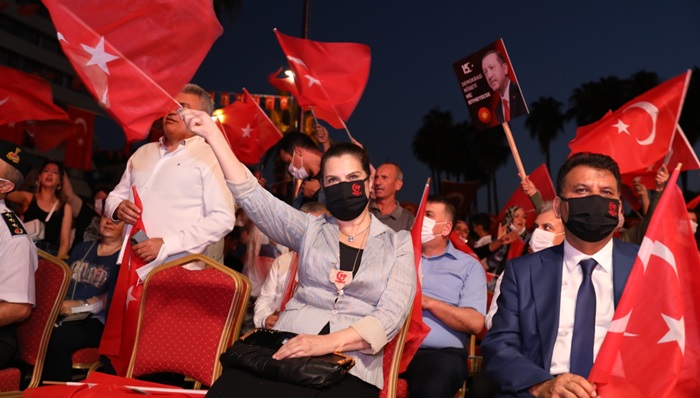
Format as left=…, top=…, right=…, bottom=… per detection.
left=105, top=83, right=235, bottom=268
left=0, top=140, right=36, bottom=368
left=482, top=153, right=638, bottom=398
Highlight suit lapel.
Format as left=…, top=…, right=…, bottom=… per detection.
left=531, top=244, right=564, bottom=369
left=612, top=240, right=635, bottom=308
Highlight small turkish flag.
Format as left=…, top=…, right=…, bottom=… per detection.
left=42, top=0, right=223, bottom=142
left=274, top=29, right=371, bottom=129
left=499, top=164, right=556, bottom=229
left=403, top=179, right=432, bottom=372
left=0, top=66, right=70, bottom=126
left=64, top=106, right=95, bottom=170
left=99, top=187, right=148, bottom=376
left=217, top=89, right=283, bottom=165
left=589, top=167, right=700, bottom=396
left=569, top=71, right=691, bottom=174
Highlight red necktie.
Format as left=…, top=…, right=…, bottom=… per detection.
left=503, top=99, right=510, bottom=121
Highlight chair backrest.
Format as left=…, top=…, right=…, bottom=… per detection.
left=380, top=310, right=412, bottom=398
left=126, top=254, right=250, bottom=388
left=19, top=250, right=71, bottom=388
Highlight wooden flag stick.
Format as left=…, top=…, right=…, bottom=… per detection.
left=501, top=122, right=527, bottom=181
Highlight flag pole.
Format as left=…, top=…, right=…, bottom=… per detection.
left=501, top=122, right=527, bottom=181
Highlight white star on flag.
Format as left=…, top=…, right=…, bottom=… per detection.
left=305, top=75, right=321, bottom=87
left=81, top=36, right=119, bottom=74
left=658, top=314, right=685, bottom=354
left=241, top=124, right=253, bottom=138
left=613, top=119, right=630, bottom=135
left=126, top=285, right=137, bottom=306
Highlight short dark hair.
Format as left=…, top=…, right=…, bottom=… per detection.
left=319, top=142, right=371, bottom=184
left=299, top=201, right=328, bottom=216
left=182, top=83, right=214, bottom=115
left=469, top=212, right=491, bottom=231
left=427, top=195, right=457, bottom=232
left=556, top=152, right=621, bottom=196
left=482, top=49, right=506, bottom=64
left=278, top=132, right=318, bottom=156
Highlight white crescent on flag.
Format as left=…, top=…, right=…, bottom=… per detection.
left=622, top=101, right=659, bottom=146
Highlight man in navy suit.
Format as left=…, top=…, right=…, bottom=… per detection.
left=481, top=50, right=527, bottom=123
left=481, top=153, right=639, bottom=397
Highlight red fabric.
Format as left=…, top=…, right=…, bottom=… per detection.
left=279, top=252, right=299, bottom=312
left=99, top=187, right=147, bottom=375
left=0, top=123, right=24, bottom=145
left=268, top=67, right=302, bottom=98
left=449, top=231, right=480, bottom=261
left=274, top=29, right=371, bottom=129
left=499, top=164, right=556, bottom=229
left=0, top=66, right=70, bottom=126
left=622, top=125, right=700, bottom=191
left=130, top=266, right=238, bottom=387
left=402, top=180, right=432, bottom=372
left=71, top=347, right=100, bottom=365
left=279, top=96, right=289, bottom=111
left=23, top=372, right=200, bottom=398
left=569, top=71, right=691, bottom=174
left=0, top=368, right=20, bottom=392
left=64, top=106, right=95, bottom=170
left=42, top=0, right=223, bottom=142
left=506, top=238, right=525, bottom=261
left=264, top=96, right=275, bottom=110
left=589, top=168, right=700, bottom=396
left=24, top=119, right=76, bottom=152
left=217, top=89, right=283, bottom=165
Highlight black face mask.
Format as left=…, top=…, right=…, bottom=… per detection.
left=561, top=195, right=620, bottom=242
left=323, top=178, right=369, bottom=221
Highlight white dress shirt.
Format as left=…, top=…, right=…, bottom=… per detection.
left=105, top=136, right=235, bottom=270
left=253, top=251, right=296, bottom=328
left=550, top=239, right=615, bottom=375
left=0, top=200, right=37, bottom=306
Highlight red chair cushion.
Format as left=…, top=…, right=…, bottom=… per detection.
left=0, top=368, right=21, bottom=392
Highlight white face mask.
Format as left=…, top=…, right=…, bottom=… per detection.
left=421, top=217, right=446, bottom=244
left=510, top=223, right=526, bottom=235
left=528, top=228, right=563, bottom=253
left=288, top=150, right=309, bottom=180
left=691, top=220, right=698, bottom=234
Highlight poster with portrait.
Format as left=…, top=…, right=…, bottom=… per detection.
left=453, top=38, right=529, bottom=131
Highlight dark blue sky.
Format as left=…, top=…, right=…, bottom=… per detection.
left=106, top=0, right=700, bottom=210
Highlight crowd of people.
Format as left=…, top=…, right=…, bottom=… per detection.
left=1, top=82, right=697, bottom=397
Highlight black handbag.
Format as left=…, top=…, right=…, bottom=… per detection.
left=220, top=329, right=356, bottom=388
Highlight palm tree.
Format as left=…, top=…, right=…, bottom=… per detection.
left=412, top=108, right=454, bottom=191
left=524, top=96, right=565, bottom=173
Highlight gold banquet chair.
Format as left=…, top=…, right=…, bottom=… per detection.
left=125, top=254, right=251, bottom=389
left=0, top=250, right=70, bottom=397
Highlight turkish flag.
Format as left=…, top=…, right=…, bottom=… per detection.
left=589, top=167, right=700, bottom=396
left=64, top=106, right=95, bottom=170
left=274, top=29, right=371, bottom=129
left=498, top=164, right=556, bottom=229
left=450, top=232, right=480, bottom=261
left=0, top=65, right=70, bottom=126
left=217, top=88, right=283, bottom=165
left=42, top=0, right=223, bottom=142
left=22, top=119, right=76, bottom=152
left=402, top=179, right=432, bottom=372
left=569, top=71, right=691, bottom=174
left=0, top=123, right=25, bottom=145
left=99, top=187, right=148, bottom=375
left=622, top=124, right=700, bottom=191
